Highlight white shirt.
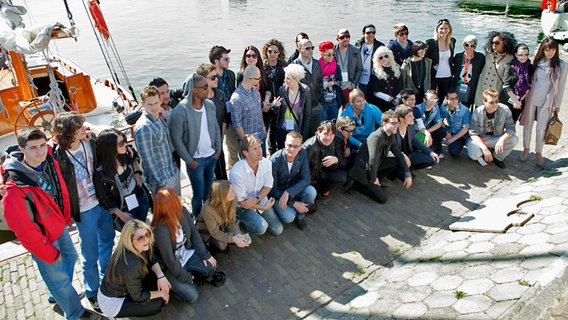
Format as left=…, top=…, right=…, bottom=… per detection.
left=436, top=50, right=452, bottom=78
left=229, top=158, right=273, bottom=207
left=193, top=106, right=215, bottom=158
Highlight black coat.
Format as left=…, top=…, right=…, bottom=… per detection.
left=451, top=51, right=486, bottom=105
left=366, top=67, right=404, bottom=112
left=425, top=37, right=457, bottom=81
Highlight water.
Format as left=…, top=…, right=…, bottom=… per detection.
left=16, top=0, right=542, bottom=95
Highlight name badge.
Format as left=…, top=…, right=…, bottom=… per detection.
left=125, top=193, right=139, bottom=211
left=458, top=83, right=469, bottom=94
left=285, top=119, right=295, bottom=131
left=87, top=181, right=96, bottom=198
left=341, top=72, right=349, bottom=82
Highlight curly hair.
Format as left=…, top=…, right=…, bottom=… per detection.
left=484, top=31, right=517, bottom=54
left=261, top=39, right=286, bottom=62
left=372, top=46, right=401, bottom=80
left=53, top=112, right=85, bottom=150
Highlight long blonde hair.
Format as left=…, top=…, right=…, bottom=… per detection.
left=106, top=219, right=154, bottom=283
left=372, top=46, right=401, bottom=80
left=207, top=180, right=237, bottom=227
left=434, top=19, right=453, bottom=49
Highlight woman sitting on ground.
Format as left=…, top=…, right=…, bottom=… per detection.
left=197, top=180, right=251, bottom=253
left=152, top=188, right=217, bottom=303
left=94, top=129, right=149, bottom=231
left=98, top=219, right=170, bottom=318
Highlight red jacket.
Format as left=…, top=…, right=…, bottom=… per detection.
left=1, top=148, right=71, bottom=263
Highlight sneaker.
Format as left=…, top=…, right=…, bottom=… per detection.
left=295, top=219, right=307, bottom=230
left=477, top=158, right=488, bottom=166
left=243, top=233, right=252, bottom=245
left=49, top=292, right=85, bottom=304
left=493, top=158, right=506, bottom=169
left=438, top=153, right=445, bottom=159
left=307, top=202, right=318, bottom=214
left=88, top=295, right=102, bottom=312
left=79, top=309, right=102, bottom=320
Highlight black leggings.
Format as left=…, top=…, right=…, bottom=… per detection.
left=115, top=272, right=164, bottom=318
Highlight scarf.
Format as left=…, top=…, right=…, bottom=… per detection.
left=319, top=57, right=337, bottom=77
left=512, top=58, right=530, bottom=97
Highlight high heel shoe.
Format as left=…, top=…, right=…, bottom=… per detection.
left=520, top=148, right=529, bottom=162
left=536, top=152, right=544, bottom=166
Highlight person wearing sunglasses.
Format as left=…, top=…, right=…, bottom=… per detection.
left=293, top=38, right=324, bottom=135
left=270, top=132, right=316, bottom=230
left=334, top=116, right=358, bottom=169
left=439, top=89, right=472, bottom=157
left=169, top=74, right=222, bottom=220
left=387, top=23, right=413, bottom=66
left=367, top=46, right=404, bottom=112
left=53, top=112, right=115, bottom=312
left=425, top=19, right=456, bottom=105
left=287, top=32, right=309, bottom=65
left=401, top=41, right=432, bottom=103
left=467, top=88, right=518, bottom=169
left=474, top=31, right=517, bottom=107
left=237, top=45, right=268, bottom=100
left=334, top=29, right=363, bottom=106
left=95, top=128, right=149, bottom=231
left=355, top=24, right=385, bottom=94
left=98, top=220, right=170, bottom=318
left=520, top=37, right=567, bottom=166
left=262, top=39, right=287, bottom=155
left=196, top=63, right=229, bottom=180
left=347, top=110, right=412, bottom=204
left=451, top=35, right=486, bottom=110
left=500, top=43, right=533, bottom=124
left=319, top=41, right=345, bottom=121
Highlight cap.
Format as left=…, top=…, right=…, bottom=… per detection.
left=337, top=28, right=350, bottom=37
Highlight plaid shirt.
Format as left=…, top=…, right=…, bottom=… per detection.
left=134, top=113, right=177, bottom=188
left=230, top=85, right=265, bottom=140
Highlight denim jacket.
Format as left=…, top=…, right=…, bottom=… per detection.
left=469, top=103, right=515, bottom=137
left=440, top=102, right=471, bottom=136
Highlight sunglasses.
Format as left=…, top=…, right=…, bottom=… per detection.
left=195, top=83, right=209, bottom=90
left=464, top=43, right=476, bottom=48
left=221, top=57, right=230, bottom=62
left=249, top=77, right=262, bottom=81
left=245, top=53, right=258, bottom=58
left=492, top=41, right=502, bottom=45
left=342, top=128, right=354, bottom=134
left=324, top=52, right=335, bottom=57
left=417, top=49, right=426, bottom=54
left=365, top=31, right=376, bottom=35
left=378, top=54, right=389, bottom=60
left=268, top=49, right=279, bottom=54
left=133, top=231, right=151, bottom=242
left=389, top=121, right=400, bottom=126
left=486, top=100, right=499, bottom=105
left=117, top=139, right=126, bottom=147
left=448, top=97, right=459, bottom=101
left=427, top=98, right=438, bottom=103
left=516, top=53, right=529, bottom=57
left=304, top=46, right=315, bottom=51
left=398, top=32, right=409, bottom=36
left=438, top=18, right=450, bottom=24
left=339, top=35, right=350, bottom=40
left=208, top=74, right=218, bottom=80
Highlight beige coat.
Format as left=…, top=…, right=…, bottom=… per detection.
left=196, top=201, right=239, bottom=243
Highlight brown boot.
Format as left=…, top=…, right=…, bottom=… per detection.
left=520, top=148, right=529, bottom=162
left=536, top=152, right=544, bottom=166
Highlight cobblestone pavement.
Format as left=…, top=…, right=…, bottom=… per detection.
left=2, top=73, right=568, bottom=320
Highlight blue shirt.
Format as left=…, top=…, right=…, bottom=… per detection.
left=414, top=102, right=442, bottom=130
left=340, top=102, right=383, bottom=148
left=230, top=85, right=265, bottom=140
left=440, top=103, right=471, bottom=136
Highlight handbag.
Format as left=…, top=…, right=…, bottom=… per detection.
left=544, top=111, right=562, bottom=145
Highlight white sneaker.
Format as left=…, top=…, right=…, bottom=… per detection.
left=243, top=233, right=252, bottom=245
left=438, top=153, right=445, bottom=159
left=477, top=158, right=488, bottom=166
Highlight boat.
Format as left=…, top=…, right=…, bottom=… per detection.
left=0, top=0, right=138, bottom=231
left=541, top=0, right=568, bottom=41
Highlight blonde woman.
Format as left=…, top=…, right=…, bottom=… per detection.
left=425, top=19, right=456, bottom=103
left=197, top=180, right=250, bottom=253
left=98, top=220, right=170, bottom=318
left=367, top=46, right=403, bottom=112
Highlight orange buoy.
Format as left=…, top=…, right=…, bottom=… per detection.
left=88, top=0, right=110, bottom=40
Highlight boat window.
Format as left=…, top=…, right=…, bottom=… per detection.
left=0, top=50, right=18, bottom=90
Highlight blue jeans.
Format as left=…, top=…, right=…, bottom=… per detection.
left=188, top=156, right=217, bottom=219
left=236, top=206, right=283, bottom=236
left=273, top=186, right=317, bottom=222
left=74, top=204, right=115, bottom=299
left=32, top=228, right=84, bottom=320
left=448, top=136, right=468, bottom=156
left=322, top=100, right=339, bottom=122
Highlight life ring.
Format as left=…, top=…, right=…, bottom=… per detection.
left=88, top=0, right=110, bottom=40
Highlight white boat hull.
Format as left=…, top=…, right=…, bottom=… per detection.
left=542, top=9, right=568, bottom=41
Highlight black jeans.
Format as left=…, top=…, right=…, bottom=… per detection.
left=315, top=169, right=348, bottom=194
left=115, top=273, right=164, bottom=318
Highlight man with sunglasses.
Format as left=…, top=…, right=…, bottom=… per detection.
left=270, top=132, right=316, bottom=230
left=413, top=89, right=445, bottom=154
left=293, top=39, right=324, bottom=135
left=334, top=29, right=363, bottom=104
left=439, top=89, right=471, bottom=157
left=466, top=88, right=518, bottom=168
left=347, top=110, right=412, bottom=204
left=169, top=74, right=222, bottom=219
left=355, top=24, right=385, bottom=93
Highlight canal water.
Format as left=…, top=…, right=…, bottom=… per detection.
left=0, top=0, right=543, bottom=243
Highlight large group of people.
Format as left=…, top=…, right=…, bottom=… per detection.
left=0, top=20, right=565, bottom=319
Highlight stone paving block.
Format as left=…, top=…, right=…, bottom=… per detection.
left=442, top=240, right=470, bottom=253
left=544, top=223, right=568, bottom=235
left=519, top=243, right=555, bottom=256
left=362, top=295, right=399, bottom=315
left=456, top=312, right=491, bottom=319
left=431, top=275, right=463, bottom=291
left=489, top=266, right=527, bottom=283
left=422, top=307, right=461, bottom=319
left=399, top=287, right=432, bottom=303
left=490, top=242, right=525, bottom=256
left=518, top=233, right=550, bottom=245
left=382, top=268, right=414, bottom=283
left=407, top=271, right=438, bottom=287
left=520, top=256, right=556, bottom=270
left=437, top=262, right=467, bottom=275
left=487, top=281, right=529, bottom=301
left=548, top=232, right=568, bottom=245
left=515, top=222, right=546, bottom=235
left=453, top=295, right=493, bottom=314
left=538, top=197, right=566, bottom=208
left=465, top=242, right=494, bottom=254
left=457, top=278, right=494, bottom=295
left=511, top=184, right=535, bottom=194
left=469, top=233, right=496, bottom=242
left=349, top=291, right=380, bottom=308
left=485, top=299, right=516, bottom=318
left=460, top=265, right=496, bottom=280
left=523, top=269, right=546, bottom=285
left=424, top=290, right=458, bottom=308
left=391, top=302, right=427, bottom=318
left=447, top=232, right=472, bottom=242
